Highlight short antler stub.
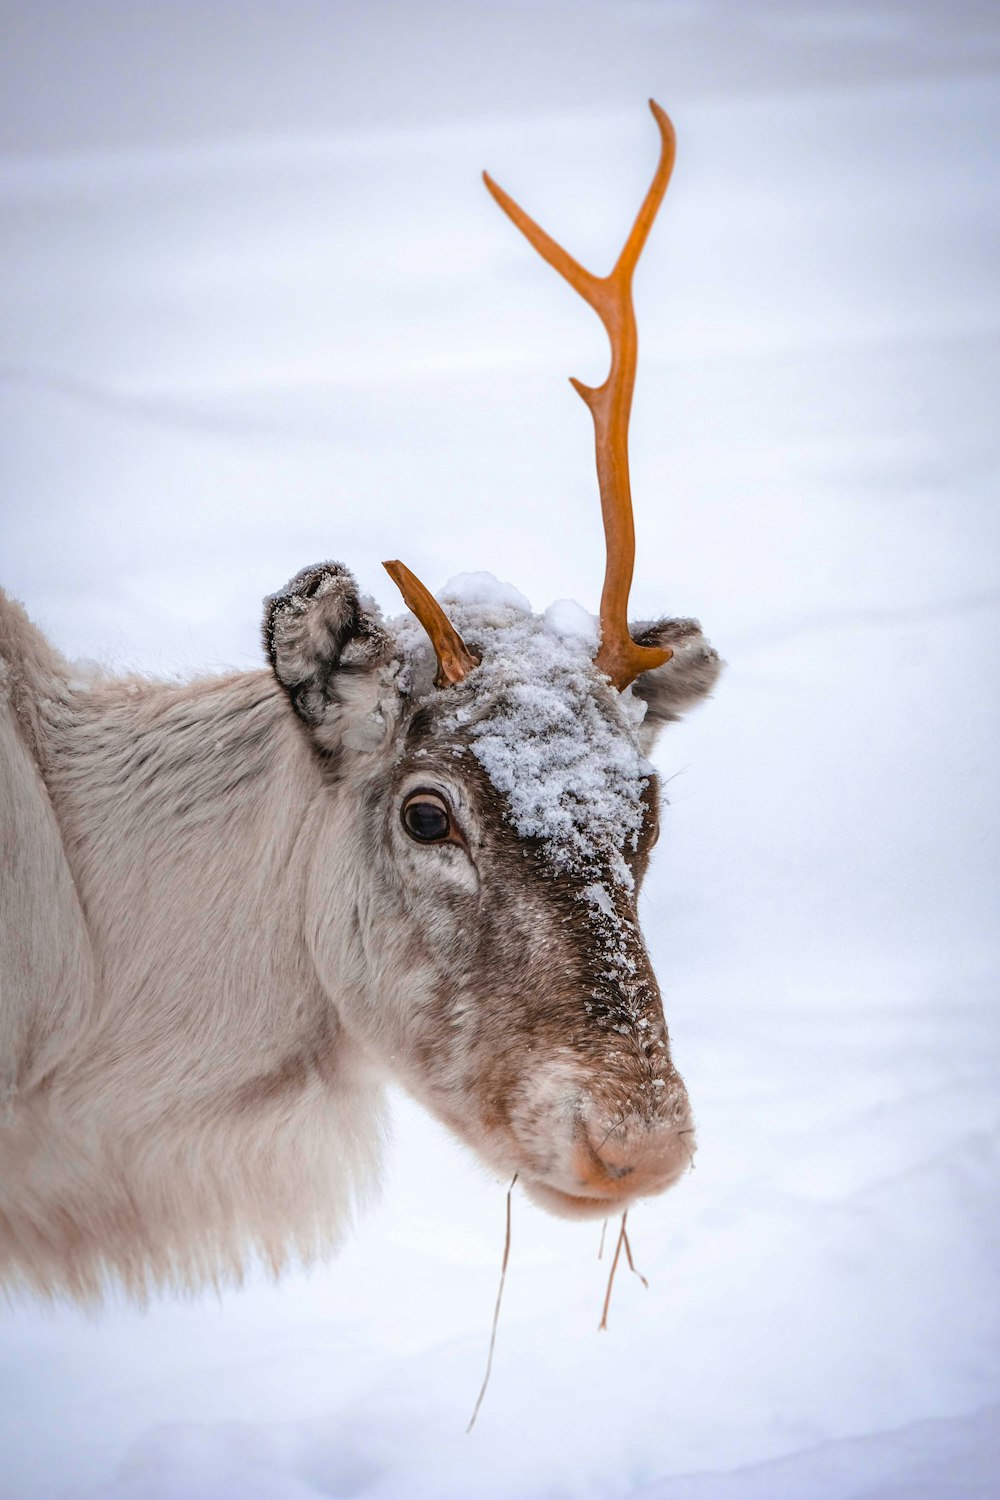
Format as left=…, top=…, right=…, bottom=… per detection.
left=485, top=99, right=676, bottom=690
left=383, top=560, right=481, bottom=689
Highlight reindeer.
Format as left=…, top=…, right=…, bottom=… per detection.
left=0, top=102, right=720, bottom=1301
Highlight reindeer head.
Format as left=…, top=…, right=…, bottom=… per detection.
left=264, top=103, right=720, bottom=1220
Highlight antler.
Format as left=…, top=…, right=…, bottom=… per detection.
left=383, top=559, right=481, bottom=689
left=484, top=99, right=675, bottom=690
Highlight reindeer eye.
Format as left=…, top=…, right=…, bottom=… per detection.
left=401, top=792, right=452, bottom=843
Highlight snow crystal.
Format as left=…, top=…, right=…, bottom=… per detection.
left=581, top=882, right=616, bottom=917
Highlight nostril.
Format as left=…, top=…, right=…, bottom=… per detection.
left=571, top=1117, right=637, bottom=1191
left=569, top=1138, right=622, bottom=1194
left=594, top=1156, right=633, bottom=1182
left=590, top=1122, right=637, bottom=1176
left=569, top=1103, right=696, bottom=1199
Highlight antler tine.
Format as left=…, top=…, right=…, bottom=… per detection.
left=383, top=559, right=481, bottom=689
left=484, top=99, right=676, bottom=690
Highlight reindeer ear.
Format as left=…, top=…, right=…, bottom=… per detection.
left=629, top=618, right=722, bottom=754
left=264, top=563, right=391, bottom=750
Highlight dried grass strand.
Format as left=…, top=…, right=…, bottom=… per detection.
left=598, top=1212, right=628, bottom=1330
left=621, top=1221, right=649, bottom=1289
left=466, top=1173, right=517, bottom=1433
left=597, top=1210, right=650, bottom=1327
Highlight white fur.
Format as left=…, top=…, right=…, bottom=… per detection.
left=0, top=575, right=719, bottom=1303
left=1, top=593, right=383, bottom=1300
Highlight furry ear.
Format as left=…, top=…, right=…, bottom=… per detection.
left=264, top=563, right=392, bottom=750
left=629, top=617, right=722, bottom=754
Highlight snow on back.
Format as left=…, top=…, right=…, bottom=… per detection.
left=393, top=574, right=649, bottom=888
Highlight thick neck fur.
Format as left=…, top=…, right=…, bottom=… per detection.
left=0, top=631, right=384, bottom=1302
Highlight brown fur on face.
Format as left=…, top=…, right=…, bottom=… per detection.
left=0, top=565, right=719, bottom=1299
left=326, top=721, right=693, bottom=1219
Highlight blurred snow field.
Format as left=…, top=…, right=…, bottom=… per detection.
left=1, top=2, right=998, bottom=1498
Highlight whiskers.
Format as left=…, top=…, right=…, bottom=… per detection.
left=593, top=1109, right=630, bottom=1154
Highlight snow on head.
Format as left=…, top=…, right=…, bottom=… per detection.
left=394, top=573, right=649, bottom=887
left=543, top=598, right=600, bottom=648
left=438, top=571, right=532, bottom=616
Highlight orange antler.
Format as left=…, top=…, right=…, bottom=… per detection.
left=484, top=99, right=675, bottom=690
left=383, top=559, right=481, bottom=689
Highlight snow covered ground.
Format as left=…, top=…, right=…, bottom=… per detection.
left=2, top=2, right=998, bottom=1496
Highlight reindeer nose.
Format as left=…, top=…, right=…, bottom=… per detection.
left=571, top=1102, right=696, bottom=1200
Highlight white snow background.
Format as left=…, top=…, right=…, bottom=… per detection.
left=1, top=2, right=998, bottom=1497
